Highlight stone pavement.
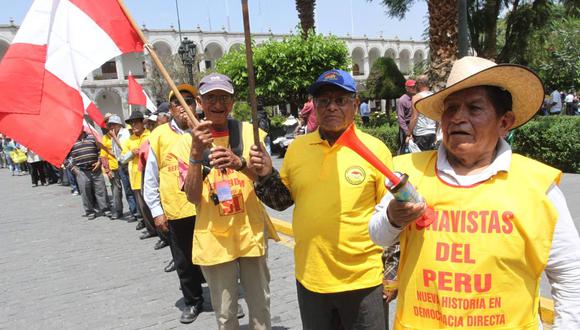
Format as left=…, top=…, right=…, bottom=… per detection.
left=1, top=159, right=578, bottom=329
left=0, top=169, right=299, bottom=329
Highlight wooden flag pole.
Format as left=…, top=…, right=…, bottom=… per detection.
left=241, top=0, right=260, bottom=146
left=117, top=0, right=199, bottom=128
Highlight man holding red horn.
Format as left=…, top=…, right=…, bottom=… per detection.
left=369, top=56, right=580, bottom=329
left=250, top=69, right=393, bottom=329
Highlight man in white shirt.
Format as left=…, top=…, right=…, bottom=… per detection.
left=549, top=88, right=562, bottom=114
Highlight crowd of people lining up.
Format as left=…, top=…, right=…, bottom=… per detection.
left=2, top=56, right=580, bottom=330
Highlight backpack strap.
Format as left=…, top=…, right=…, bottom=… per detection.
left=201, top=118, right=244, bottom=179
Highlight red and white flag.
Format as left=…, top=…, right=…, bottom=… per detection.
left=0, top=0, right=143, bottom=165
left=82, top=119, right=103, bottom=143
left=128, top=72, right=157, bottom=112
left=81, top=92, right=106, bottom=128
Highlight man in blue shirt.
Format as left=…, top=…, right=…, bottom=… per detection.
left=359, top=99, right=370, bottom=126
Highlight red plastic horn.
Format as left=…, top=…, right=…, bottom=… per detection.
left=335, top=124, right=401, bottom=186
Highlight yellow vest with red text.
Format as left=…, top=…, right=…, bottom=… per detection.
left=122, top=129, right=150, bottom=190
left=149, top=123, right=196, bottom=220
left=171, top=122, right=269, bottom=266
left=393, top=151, right=560, bottom=330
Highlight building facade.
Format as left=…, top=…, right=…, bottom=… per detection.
left=0, top=23, right=428, bottom=120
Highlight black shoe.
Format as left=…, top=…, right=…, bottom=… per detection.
left=135, top=221, right=145, bottom=230
left=154, top=239, right=169, bottom=250
left=180, top=304, right=203, bottom=324
left=164, top=260, right=176, bottom=273
left=87, top=213, right=97, bottom=220
left=103, top=211, right=112, bottom=218
left=237, top=303, right=245, bottom=319
left=126, top=216, right=137, bottom=223
left=139, top=231, right=155, bottom=240
left=110, top=214, right=120, bottom=220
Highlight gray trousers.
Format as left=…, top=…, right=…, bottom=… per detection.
left=110, top=170, right=123, bottom=216
left=76, top=169, right=109, bottom=215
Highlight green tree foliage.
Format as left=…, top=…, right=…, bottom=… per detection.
left=366, top=57, right=406, bottom=101
left=512, top=116, right=580, bottom=173
left=215, top=31, right=350, bottom=109
left=527, top=14, right=580, bottom=90
left=231, top=101, right=252, bottom=122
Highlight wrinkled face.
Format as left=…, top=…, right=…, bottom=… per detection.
left=128, top=119, right=145, bottom=136
left=170, top=91, right=195, bottom=129
left=199, top=90, right=234, bottom=128
left=314, top=85, right=358, bottom=134
left=442, top=86, right=514, bottom=162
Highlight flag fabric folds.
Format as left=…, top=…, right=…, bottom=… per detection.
left=128, top=73, right=157, bottom=112
left=82, top=119, right=103, bottom=143
left=81, top=92, right=106, bottom=128
left=0, top=0, right=143, bottom=165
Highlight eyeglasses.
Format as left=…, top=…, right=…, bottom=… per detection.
left=202, top=94, right=234, bottom=105
left=315, top=95, right=355, bottom=108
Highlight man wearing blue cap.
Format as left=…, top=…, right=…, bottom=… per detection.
left=249, top=69, right=393, bottom=329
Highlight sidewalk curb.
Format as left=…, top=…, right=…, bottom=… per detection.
left=270, top=216, right=555, bottom=326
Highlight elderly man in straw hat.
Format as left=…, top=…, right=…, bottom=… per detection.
left=369, top=56, right=580, bottom=329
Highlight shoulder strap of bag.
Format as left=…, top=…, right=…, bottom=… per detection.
left=201, top=118, right=244, bottom=179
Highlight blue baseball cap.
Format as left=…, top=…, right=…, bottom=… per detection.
left=308, top=69, right=357, bottom=95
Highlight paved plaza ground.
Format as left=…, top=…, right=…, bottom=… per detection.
left=0, top=161, right=578, bottom=328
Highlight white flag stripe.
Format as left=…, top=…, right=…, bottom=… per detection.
left=44, top=0, right=122, bottom=91
left=145, top=92, right=157, bottom=112
left=80, top=91, right=91, bottom=110
left=12, top=0, right=55, bottom=45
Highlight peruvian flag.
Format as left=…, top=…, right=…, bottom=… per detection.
left=128, top=73, right=157, bottom=112
left=82, top=118, right=103, bottom=143
left=81, top=92, right=106, bottom=128
left=0, top=0, right=143, bottom=165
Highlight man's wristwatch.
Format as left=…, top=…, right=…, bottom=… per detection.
left=237, top=156, right=247, bottom=171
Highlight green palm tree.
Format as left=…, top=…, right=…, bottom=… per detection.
left=375, top=0, right=459, bottom=88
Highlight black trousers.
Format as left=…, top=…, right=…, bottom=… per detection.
left=412, top=134, right=436, bottom=151
left=398, top=127, right=409, bottom=155
left=29, top=161, right=46, bottom=185
left=168, top=216, right=204, bottom=307
left=133, top=189, right=157, bottom=236
left=297, top=281, right=385, bottom=330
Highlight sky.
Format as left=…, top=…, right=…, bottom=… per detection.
left=0, top=0, right=428, bottom=41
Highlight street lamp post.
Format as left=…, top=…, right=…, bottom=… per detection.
left=178, top=37, right=196, bottom=85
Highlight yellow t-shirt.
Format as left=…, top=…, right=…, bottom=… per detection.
left=392, top=151, right=560, bottom=330
left=172, top=122, right=270, bottom=266
left=99, top=135, right=118, bottom=171
left=281, top=127, right=393, bottom=293
left=149, top=123, right=196, bottom=220
left=122, top=129, right=150, bottom=190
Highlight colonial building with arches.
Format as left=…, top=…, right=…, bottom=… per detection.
left=0, top=23, right=428, bottom=120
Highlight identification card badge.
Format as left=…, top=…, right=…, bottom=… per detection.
left=215, top=180, right=233, bottom=203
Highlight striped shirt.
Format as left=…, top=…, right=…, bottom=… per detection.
left=70, top=135, right=99, bottom=170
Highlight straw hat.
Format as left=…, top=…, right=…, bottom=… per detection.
left=415, top=56, right=544, bottom=128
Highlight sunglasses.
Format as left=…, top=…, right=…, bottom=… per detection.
left=171, top=97, right=196, bottom=107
